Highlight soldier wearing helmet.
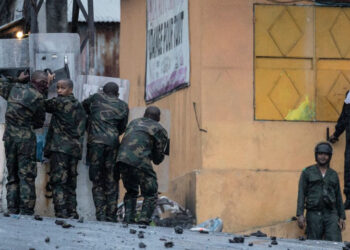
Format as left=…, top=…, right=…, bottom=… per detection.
left=296, top=142, right=346, bottom=241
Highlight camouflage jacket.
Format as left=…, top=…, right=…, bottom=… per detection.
left=83, top=93, right=129, bottom=147
left=44, top=94, right=86, bottom=159
left=117, top=117, right=168, bottom=168
left=297, top=164, right=345, bottom=219
left=0, top=79, right=45, bottom=142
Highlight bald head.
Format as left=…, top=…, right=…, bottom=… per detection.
left=103, top=82, right=119, bottom=97
left=31, top=70, right=48, bottom=83
left=144, top=106, right=161, bottom=122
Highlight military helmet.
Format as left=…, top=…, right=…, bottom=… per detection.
left=314, top=141, right=333, bottom=155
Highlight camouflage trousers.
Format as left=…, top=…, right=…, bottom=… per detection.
left=119, top=162, right=158, bottom=224
left=4, top=138, right=37, bottom=215
left=49, top=152, right=78, bottom=218
left=87, top=143, right=119, bottom=222
left=306, top=209, right=342, bottom=242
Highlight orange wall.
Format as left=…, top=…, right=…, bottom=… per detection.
left=120, top=0, right=348, bottom=236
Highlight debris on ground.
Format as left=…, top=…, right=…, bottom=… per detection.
left=3, top=212, right=9, bottom=217
left=139, top=225, right=147, bottom=229
left=250, top=230, right=267, bottom=237
left=174, top=226, right=183, bottom=234
left=138, top=231, right=145, bottom=239
left=164, top=241, right=174, bottom=248
left=130, top=229, right=137, bottom=234
left=61, top=222, right=73, bottom=229
left=299, top=236, right=306, bottom=241
left=229, top=236, right=244, bottom=243
left=55, top=220, right=64, bottom=226
left=45, top=237, right=50, bottom=243
left=271, top=240, right=278, bottom=245
left=122, top=223, right=128, bottom=228
left=34, top=215, right=43, bottom=221
left=248, top=242, right=254, bottom=246
left=190, top=217, right=223, bottom=233
left=270, top=236, right=276, bottom=240
left=139, top=242, right=146, bottom=248
left=0, top=212, right=345, bottom=250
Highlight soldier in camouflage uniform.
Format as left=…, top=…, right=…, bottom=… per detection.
left=117, top=106, right=168, bottom=225
left=1, top=71, right=49, bottom=215
left=83, top=82, right=129, bottom=222
left=297, top=142, right=346, bottom=241
left=44, top=79, right=86, bottom=218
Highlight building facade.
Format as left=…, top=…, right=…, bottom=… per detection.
left=120, top=0, right=350, bottom=238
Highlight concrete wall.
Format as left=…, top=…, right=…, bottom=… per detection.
left=120, top=0, right=350, bottom=238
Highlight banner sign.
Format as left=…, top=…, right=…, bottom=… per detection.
left=146, top=0, right=190, bottom=102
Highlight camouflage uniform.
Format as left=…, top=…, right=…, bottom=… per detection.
left=297, top=165, right=346, bottom=241
left=0, top=78, right=46, bottom=215
left=44, top=94, right=86, bottom=218
left=83, top=93, right=129, bottom=221
left=117, top=117, right=168, bottom=224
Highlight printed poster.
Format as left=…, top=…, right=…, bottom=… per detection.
left=146, top=0, right=190, bottom=102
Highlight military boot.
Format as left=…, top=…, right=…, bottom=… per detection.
left=123, top=198, right=137, bottom=224
left=345, top=193, right=350, bottom=210
left=138, top=196, right=157, bottom=225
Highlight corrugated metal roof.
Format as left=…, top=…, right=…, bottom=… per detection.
left=67, top=0, right=120, bottom=23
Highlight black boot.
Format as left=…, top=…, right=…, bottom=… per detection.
left=123, top=198, right=137, bottom=224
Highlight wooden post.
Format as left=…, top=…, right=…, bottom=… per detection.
left=87, top=0, right=95, bottom=74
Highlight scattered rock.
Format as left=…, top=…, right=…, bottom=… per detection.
left=174, top=226, right=183, bottom=234
left=55, top=220, right=64, bottom=225
left=34, top=215, right=43, bottom=221
left=269, top=245, right=272, bottom=247
left=248, top=242, right=253, bottom=247
left=138, top=231, right=144, bottom=239
left=159, top=238, right=167, bottom=241
left=271, top=240, right=278, bottom=245
left=56, top=246, right=59, bottom=249
left=3, top=212, right=10, bottom=217
left=78, top=217, right=84, bottom=223
left=250, top=230, right=267, bottom=237
left=298, top=236, right=306, bottom=241
left=122, top=223, right=128, bottom=228
left=229, top=236, right=244, bottom=243
left=130, top=229, right=137, bottom=234
left=139, top=225, right=147, bottom=229
left=164, top=241, right=174, bottom=248
left=29, top=248, right=35, bottom=250
left=45, top=237, right=50, bottom=243
left=270, top=236, right=276, bottom=241
left=62, top=222, right=73, bottom=228
left=139, top=242, right=146, bottom=248
left=199, top=230, right=209, bottom=234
